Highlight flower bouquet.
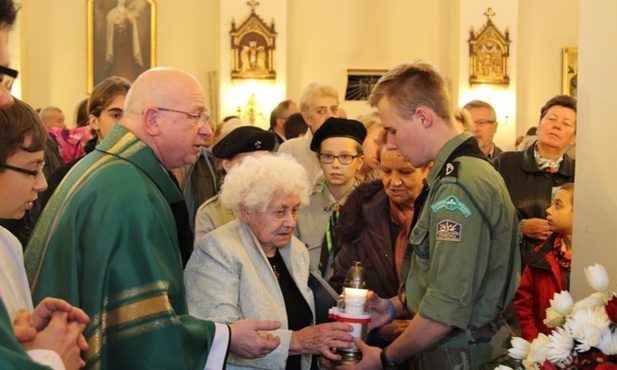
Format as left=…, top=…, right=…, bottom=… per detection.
left=499, top=264, right=617, bottom=370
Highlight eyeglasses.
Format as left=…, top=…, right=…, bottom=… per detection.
left=473, top=119, right=495, bottom=126
left=0, top=65, right=18, bottom=92
left=318, top=153, right=361, bottom=165
left=0, top=161, right=45, bottom=179
left=157, top=107, right=214, bottom=130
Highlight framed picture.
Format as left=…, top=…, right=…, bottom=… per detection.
left=344, top=69, right=388, bottom=101
left=230, top=11, right=277, bottom=81
left=87, top=0, right=157, bottom=93
left=562, top=47, right=578, bottom=97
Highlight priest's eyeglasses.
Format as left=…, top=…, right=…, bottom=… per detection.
left=0, top=161, right=45, bottom=179
left=0, top=65, right=19, bottom=92
left=157, top=107, right=213, bottom=130
left=473, top=119, right=495, bottom=126
left=318, top=153, right=361, bottom=165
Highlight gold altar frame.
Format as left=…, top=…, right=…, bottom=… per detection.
left=468, top=8, right=511, bottom=86
left=230, top=10, right=277, bottom=81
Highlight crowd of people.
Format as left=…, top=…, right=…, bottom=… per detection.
left=0, top=1, right=578, bottom=369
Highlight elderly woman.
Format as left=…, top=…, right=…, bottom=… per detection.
left=330, top=147, right=430, bottom=295
left=329, top=147, right=431, bottom=347
left=493, top=95, right=576, bottom=269
left=184, top=154, right=353, bottom=370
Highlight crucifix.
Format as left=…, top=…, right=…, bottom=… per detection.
left=247, top=0, right=260, bottom=12
left=484, top=8, right=496, bottom=22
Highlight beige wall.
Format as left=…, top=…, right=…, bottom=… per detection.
left=16, top=0, right=578, bottom=144
left=517, top=0, right=580, bottom=137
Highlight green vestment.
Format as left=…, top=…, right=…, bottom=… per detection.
left=0, top=300, right=52, bottom=369
left=25, top=125, right=219, bottom=370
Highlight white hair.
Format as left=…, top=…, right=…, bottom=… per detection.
left=220, top=153, right=312, bottom=215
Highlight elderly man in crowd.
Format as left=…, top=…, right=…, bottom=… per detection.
left=463, top=99, right=503, bottom=159
left=279, top=81, right=340, bottom=185
left=25, top=67, right=281, bottom=370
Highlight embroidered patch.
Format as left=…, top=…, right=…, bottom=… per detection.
left=436, top=220, right=462, bottom=242
left=430, top=195, right=472, bottom=217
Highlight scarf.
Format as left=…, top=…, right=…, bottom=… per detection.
left=534, top=144, right=564, bottom=173
left=389, top=198, right=413, bottom=283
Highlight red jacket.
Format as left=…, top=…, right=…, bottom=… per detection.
left=514, top=233, right=569, bottom=341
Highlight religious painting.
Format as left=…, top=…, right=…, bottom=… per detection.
left=230, top=7, right=276, bottom=81
left=468, top=8, right=511, bottom=86
left=87, top=0, right=156, bottom=93
left=562, top=47, right=578, bottom=97
left=344, top=69, right=388, bottom=101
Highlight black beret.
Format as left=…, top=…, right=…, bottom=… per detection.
left=310, top=117, right=367, bottom=152
left=212, top=126, right=276, bottom=159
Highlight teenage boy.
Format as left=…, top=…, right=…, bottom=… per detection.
left=0, top=99, right=89, bottom=369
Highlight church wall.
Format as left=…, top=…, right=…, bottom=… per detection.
left=16, top=0, right=578, bottom=144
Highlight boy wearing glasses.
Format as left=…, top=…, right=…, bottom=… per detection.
left=0, top=99, right=90, bottom=369
left=295, top=117, right=366, bottom=279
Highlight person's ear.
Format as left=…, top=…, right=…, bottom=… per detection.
left=239, top=205, right=251, bottom=224
left=415, top=107, right=431, bottom=127
left=88, top=114, right=99, bottom=131
left=356, top=154, right=365, bottom=171
left=221, top=159, right=233, bottom=173
left=143, top=107, right=161, bottom=135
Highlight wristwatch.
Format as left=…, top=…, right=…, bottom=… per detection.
left=380, top=347, right=401, bottom=370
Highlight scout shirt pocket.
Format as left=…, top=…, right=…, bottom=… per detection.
left=409, top=223, right=430, bottom=272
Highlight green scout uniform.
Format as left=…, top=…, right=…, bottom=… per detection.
left=295, top=181, right=355, bottom=277
left=25, top=125, right=221, bottom=370
left=403, top=132, right=520, bottom=369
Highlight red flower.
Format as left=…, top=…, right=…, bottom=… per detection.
left=597, top=364, right=617, bottom=370
left=606, top=295, right=617, bottom=322
left=540, top=360, right=558, bottom=370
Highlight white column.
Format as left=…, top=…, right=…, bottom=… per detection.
left=570, top=1, right=617, bottom=299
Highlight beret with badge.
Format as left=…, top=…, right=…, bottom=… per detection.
left=212, top=126, right=276, bottom=159
left=309, top=117, right=367, bottom=152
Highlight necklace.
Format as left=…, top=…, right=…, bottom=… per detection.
left=271, top=264, right=280, bottom=280
left=267, top=253, right=281, bottom=280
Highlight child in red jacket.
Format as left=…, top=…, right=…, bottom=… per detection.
left=514, top=182, right=574, bottom=341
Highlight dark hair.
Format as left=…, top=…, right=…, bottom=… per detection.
left=283, top=112, right=308, bottom=139
left=88, top=76, right=131, bottom=118
left=540, top=95, right=577, bottom=121
left=0, top=0, right=18, bottom=29
left=74, top=98, right=89, bottom=127
left=269, top=99, right=295, bottom=129
left=0, top=98, right=47, bottom=165
left=526, top=126, right=537, bottom=136
left=369, top=61, right=453, bottom=122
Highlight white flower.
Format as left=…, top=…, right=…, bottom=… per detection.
left=550, top=291, right=574, bottom=316
left=567, top=305, right=610, bottom=352
left=521, top=359, right=539, bottom=370
left=543, top=307, right=565, bottom=328
left=597, top=328, right=617, bottom=355
left=585, top=263, right=610, bottom=292
left=508, top=337, right=530, bottom=360
left=527, top=333, right=551, bottom=363
left=572, top=291, right=606, bottom=312
left=546, top=326, right=574, bottom=367
left=493, top=366, right=514, bottom=370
